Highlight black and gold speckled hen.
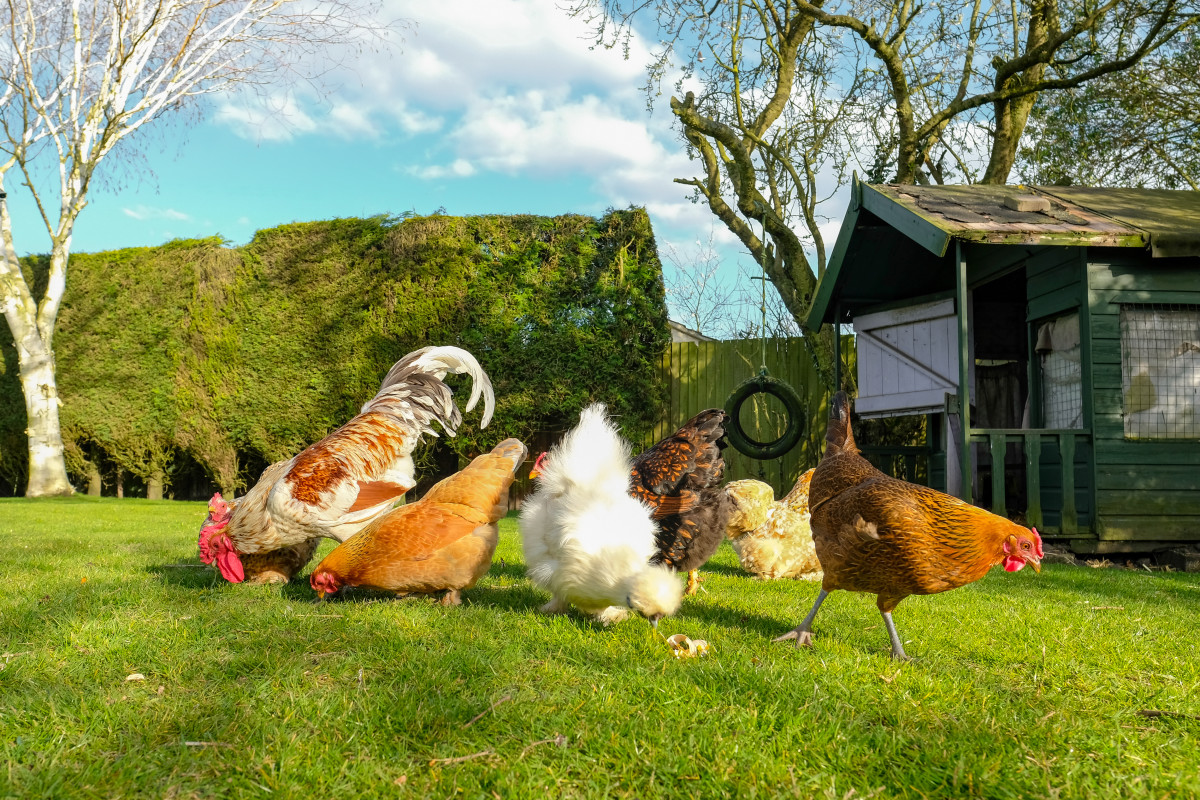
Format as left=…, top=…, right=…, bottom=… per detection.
left=630, top=409, right=734, bottom=595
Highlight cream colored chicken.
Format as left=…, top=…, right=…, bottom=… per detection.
left=723, top=469, right=822, bottom=581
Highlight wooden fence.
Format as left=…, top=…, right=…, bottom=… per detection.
left=645, top=337, right=831, bottom=498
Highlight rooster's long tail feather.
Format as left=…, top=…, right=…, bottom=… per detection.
left=364, top=346, right=496, bottom=437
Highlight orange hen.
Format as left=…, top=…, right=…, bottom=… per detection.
left=775, top=391, right=1043, bottom=659
left=309, top=438, right=527, bottom=604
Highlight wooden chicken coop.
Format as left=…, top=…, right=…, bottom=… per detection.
left=807, top=180, right=1200, bottom=554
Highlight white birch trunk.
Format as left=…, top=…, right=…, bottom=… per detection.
left=16, top=334, right=74, bottom=496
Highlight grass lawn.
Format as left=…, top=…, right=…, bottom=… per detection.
left=1, top=496, right=1198, bottom=799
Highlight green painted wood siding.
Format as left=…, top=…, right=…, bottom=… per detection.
left=1086, top=248, right=1200, bottom=542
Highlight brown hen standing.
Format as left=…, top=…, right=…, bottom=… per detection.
left=774, top=392, right=1043, bottom=660
left=309, top=438, right=527, bottom=604
left=630, top=409, right=734, bottom=595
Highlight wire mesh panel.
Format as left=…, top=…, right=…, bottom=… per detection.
left=1037, top=313, right=1083, bottom=428
left=1120, top=304, right=1200, bottom=439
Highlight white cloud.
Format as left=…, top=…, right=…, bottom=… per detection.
left=409, top=158, right=477, bottom=179
left=208, top=0, right=732, bottom=261
left=122, top=205, right=191, bottom=221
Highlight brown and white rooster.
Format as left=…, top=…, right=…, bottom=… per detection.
left=197, top=346, right=495, bottom=584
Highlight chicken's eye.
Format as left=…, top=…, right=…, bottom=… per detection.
left=1021, top=542, right=1030, bottom=550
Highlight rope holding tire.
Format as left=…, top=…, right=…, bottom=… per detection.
left=723, top=370, right=806, bottom=461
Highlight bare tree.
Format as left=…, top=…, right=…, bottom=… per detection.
left=570, top=0, right=1198, bottom=385
left=0, top=0, right=399, bottom=496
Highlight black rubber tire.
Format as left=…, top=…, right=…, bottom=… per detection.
left=723, top=375, right=806, bottom=460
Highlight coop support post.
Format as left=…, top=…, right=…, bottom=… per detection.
left=833, top=301, right=842, bottom=392
left=955, top=240, right=972, bottom=504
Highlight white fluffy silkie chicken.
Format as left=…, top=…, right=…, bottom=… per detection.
left=519, top=403, right=683, bottom=627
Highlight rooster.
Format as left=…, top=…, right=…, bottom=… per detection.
left=630, top=409, right=733, bottom=595
left=775, top=391, right=1043, bottom=659
left=197, top=346, right=496, bottom=584
left=309, top=438, right=527, bottom=604
left=724, top=470, right=822, bottom=581
left=519, top=404, right=682, bottom=627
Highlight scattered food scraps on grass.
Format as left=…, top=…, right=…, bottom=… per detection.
left=666, top=633, right=711, bottom=659
left=519, top=734, right=568, bottom=759
left=463, top=694, right=512, bottom=728
left=394, top=775, right=408, bottom=786
left=1090, top=606, right=1124, bottom=611
left=125, top=673, right=145, bottom=682
left=428, top=750, right=494, bottom=766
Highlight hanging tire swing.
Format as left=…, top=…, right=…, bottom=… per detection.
left=724, top=369, right=806, bottom=461
left=723, top=206, right=805, bottom=461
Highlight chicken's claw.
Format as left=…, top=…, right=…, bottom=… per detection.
left=772, top=627, right=815, bottom=648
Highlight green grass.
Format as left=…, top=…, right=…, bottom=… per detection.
left=1, top=497, right=1198, bottom=799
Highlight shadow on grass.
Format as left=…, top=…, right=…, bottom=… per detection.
left=696, top=561, right=750, bottom=578
left=146, top=562, right=224, bottom=589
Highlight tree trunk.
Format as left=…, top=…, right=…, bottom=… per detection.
left=982, top=92, right=1041, bottom=184
left=87, top=465, right=101, bottom=496
left=147, top=470, right=164, bottom=501
left=17, top=335, right=74, bottom=497
left=115, top=469, right=124, bottom=499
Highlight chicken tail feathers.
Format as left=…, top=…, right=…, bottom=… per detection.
left=364, top=346, right=496, bottom=437
left=421, top=437, right=528, bottom=518
left=825, top=391, right=858, bottom=457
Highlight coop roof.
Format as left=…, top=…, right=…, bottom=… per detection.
left=807, top=181, right=1200, bottom=327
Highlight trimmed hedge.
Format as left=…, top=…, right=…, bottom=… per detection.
left=0, top=209, right=669, bottom=497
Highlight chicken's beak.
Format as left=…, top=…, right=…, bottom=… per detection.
left=647, top=613, right=663, bottom=629
left=1029, top=557, right=1042, bottom=574
left=315, top=591, right=326, bottom=601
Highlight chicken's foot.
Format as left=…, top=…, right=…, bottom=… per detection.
left=439, top=589, right=463, bottom=607
left=773, top=588, right=829, bottom=648
left=881, top=611, right=911, bottom=661
left=684, top=570, right=702, bottom=596
left=539, top=596, right=569, bottom=616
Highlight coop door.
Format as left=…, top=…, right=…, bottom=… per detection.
left=853, top=297, right=968, bottom=418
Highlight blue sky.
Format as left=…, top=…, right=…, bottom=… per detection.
left=9, top=0, right=743, bottom=274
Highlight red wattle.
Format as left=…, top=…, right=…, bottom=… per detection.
left=1003, top=554, right=1025, bottom=572
left=216, top=543, right=245, bottom=583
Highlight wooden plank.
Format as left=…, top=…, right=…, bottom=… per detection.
left=1096, top=517, right=1200, bottom=541
left=1097, top=464, right=1200, bottom=490
left=1060, top=434, right=1078, bottom=534
left=1096, top=439, right=1200, bottom=465
left=1025, top=432, right=1042, bottom=529
left=989, top=433, right=1006, bottom=515
left=1027, top=285, right=1081, bottom=321
left=1098, top=490, right=1200, bottom=516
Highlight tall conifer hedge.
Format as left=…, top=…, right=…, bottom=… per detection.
left=0, top=209, right=669, bottom=497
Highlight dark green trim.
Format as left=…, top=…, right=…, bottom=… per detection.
left=805, top=182, right=862, bottom=329
left=860, top=184, right=954, bottom=257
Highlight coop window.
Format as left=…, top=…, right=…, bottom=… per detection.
left=1036, top=312, right=1083, bottom=429
left=1120, top=304, right=1200, bottom=439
